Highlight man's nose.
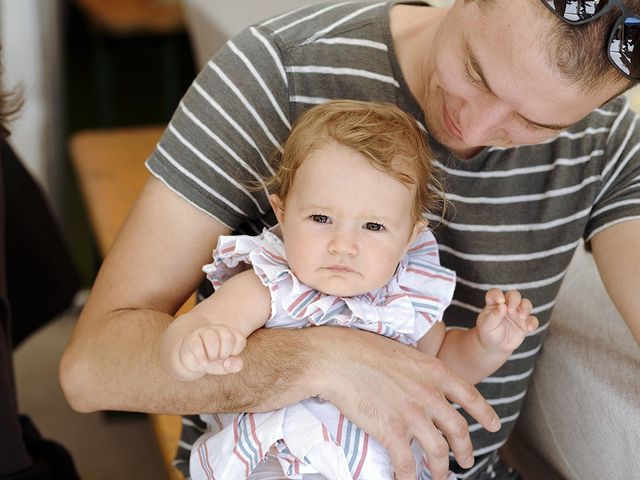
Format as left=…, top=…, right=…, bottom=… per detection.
left=460, top=92, right=511, bottom=145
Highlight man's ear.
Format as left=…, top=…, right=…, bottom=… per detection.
left=269, top=193, right=285, bottom=224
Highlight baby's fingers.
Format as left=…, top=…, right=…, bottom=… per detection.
left=525, top=314, right=539, bottom=332
left=180, top=334, right=209, bottom=370
left=484, top=288, right=506, bottom=306
left=516, top=297, right=533, bottom=315
left=199, top=329, right=223, bottom=362
left=215, top=327, right=247, bottom=359
left=503, top=290, right=523, bottom=314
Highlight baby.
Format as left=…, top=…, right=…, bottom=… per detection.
left=161, top=100, right=538, bottom=480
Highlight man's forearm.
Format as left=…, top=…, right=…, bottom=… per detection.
left=60, top=308, right=320, bottom=414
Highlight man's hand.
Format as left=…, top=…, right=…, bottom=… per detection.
left=311, top=327, right=500, bottom=480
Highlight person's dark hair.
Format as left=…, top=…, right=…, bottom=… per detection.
left=0, top=48, right=23, bottom=140
left=542, top=0, right=640, bottom=93
left=470, top=0, right=640, bottom=94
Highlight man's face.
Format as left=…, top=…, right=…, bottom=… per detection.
left=422, top=0, right=625, bottom=158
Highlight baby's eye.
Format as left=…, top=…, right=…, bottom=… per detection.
left=364, top=222, right=385, bottom=232
left=311, top=214, right=330, bottom=224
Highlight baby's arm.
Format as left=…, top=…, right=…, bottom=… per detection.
left=418, top=289, right=538, bottom=384
left=160, top=269, right=272, bottom=381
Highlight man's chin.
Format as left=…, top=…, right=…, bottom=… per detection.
left=432, top=130, right=482, bottom=159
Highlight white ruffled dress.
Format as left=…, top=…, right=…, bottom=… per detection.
left=190, top=228, right=456, bottom=480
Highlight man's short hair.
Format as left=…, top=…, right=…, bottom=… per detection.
left=472, top=0, right=640, bottom=93
left=543, top=0, right=640, bottom=92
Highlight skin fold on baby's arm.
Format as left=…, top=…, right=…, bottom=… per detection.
left=161, top=269, right=272, bottom=381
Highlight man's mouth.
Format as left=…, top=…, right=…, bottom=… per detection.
left=442, top=101, right=464, bottom=142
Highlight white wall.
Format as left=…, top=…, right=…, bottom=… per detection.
left=0, top=0, right=64, bottom=218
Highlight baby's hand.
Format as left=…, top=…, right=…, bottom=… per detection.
left=178, top=324, right=247, bottom=375
left=476, top=289, right=539, bottom=354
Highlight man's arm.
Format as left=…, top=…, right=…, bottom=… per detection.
left=590, top=219, right=640, bottom=345
left=59, top=177, right=499, bottom=480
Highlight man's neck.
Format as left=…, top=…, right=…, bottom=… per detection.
left=390, top=3, right=446, bottom=114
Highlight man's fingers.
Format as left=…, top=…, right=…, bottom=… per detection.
left=386, top=441, right=417, bottom=480
left=442, top=369, right=500, bottom=433
left=413, top=421, right=456, bottom=479
left=428, top=404, right=475, bottom=469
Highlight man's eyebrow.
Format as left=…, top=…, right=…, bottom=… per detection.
left=463, top=40, right=572, bottom=132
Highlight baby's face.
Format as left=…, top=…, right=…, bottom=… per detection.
left=270, top=140, right=419, bottom=297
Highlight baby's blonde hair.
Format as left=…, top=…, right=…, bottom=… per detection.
left=269, top=100, right=439, bottom=223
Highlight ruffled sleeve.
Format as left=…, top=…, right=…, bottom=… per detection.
left=203, top=228, right=312, bottom=325
left=394, top=228, right=456, bottom=335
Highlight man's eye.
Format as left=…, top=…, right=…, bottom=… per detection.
left=311, top=214, right=329, bottom=224
left=464, top=67, right=481, bottom=85
left=522, top=119, right=544, bottom=132
left=364, top=222, right=385, bottom=232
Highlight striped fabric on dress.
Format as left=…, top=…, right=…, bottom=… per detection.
left=190, top=227, right=455, bottom=479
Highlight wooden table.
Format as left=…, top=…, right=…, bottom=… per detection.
left=70, top=125, right=184, bottom=480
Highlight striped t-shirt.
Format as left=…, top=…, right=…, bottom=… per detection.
left=146, top=1, right=640, bottom=478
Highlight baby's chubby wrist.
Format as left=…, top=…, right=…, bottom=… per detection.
left=474, top=327, right=514, bottom=357
left=160, top=312, right=211, bottom=381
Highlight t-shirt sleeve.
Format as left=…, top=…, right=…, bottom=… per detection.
left=145, top=24, right=292, bottom=230
left=585, top=97, right=640, bottom=242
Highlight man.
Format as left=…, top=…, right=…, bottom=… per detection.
left=60, top=1, right=640, bottom=479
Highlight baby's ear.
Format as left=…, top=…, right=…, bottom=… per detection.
left=407, top=218, right=428, bottom=248
left=268, top=194, right=285, bottom=224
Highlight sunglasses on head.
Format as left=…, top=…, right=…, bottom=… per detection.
left=540, top=0, right=640, bottom=81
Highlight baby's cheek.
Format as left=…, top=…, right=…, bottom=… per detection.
left=370, top=262, right=401, bottom=291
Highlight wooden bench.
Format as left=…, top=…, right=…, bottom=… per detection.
left=70, top=126, right=185, bottom=480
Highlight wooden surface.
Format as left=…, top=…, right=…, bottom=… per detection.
left=73, top=0, right=185, bottom=35
left=70, top=125, right=185, bottom=480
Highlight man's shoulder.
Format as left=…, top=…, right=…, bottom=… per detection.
left=576, top=95, right=633, bottom=131
left=248, top=1, right=391, bottom=50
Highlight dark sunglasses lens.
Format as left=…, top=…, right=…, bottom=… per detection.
left=609, top=16, right=640, bottom=80
left=544, top=0, right=609, bottom=23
